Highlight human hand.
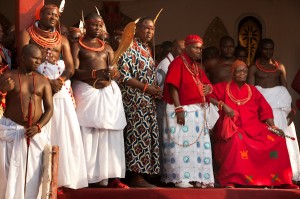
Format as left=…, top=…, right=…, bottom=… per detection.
left=25, top=125, right=40, bottom=138
left=176, top=111, right=185, bottom=125
left=146, top=85, right=162, bottom=99
left=49, top=79, right=64, bottom=94
left=203, top=84, right=212, bottom=96
left=275, top=128, right=285, bottom=137
left=223, top=104, right=235, bottom=117
left=0, top=76, right=15, bottom=92
left=286, top=110, right=295, bottom=126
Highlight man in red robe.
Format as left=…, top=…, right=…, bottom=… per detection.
left=162, top=35, right=218, bottom=188
left=209, top=60, right=298, bottom=189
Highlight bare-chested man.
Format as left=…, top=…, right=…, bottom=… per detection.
left=247, top=38, right=300, bottom=182
left=205, top=36, right=236, bottom=84
left=0, top=44, right=53, bottom=199
left=71, top=12, right=128, bottom=189
left=18, top=4, right=88, bottom=189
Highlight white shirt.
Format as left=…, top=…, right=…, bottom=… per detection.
left=156, top=52, right=174, bottom=89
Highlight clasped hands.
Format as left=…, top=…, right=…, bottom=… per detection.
left=93, top=66, right=117, bottom=81
left=144, top=84, right=162, bottom=99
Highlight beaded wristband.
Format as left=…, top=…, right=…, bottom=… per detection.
left=143, top=83, right=148, bottom=92
left=175, top=107, right=184, bottom=113
left=208, top=84, right=213, bottom=94
left=271, top=125, right=279, bottom=130
left=58, top=77, right=65, bottom=83
left=175, top=106, right=183, bottom=110
left=111, top=69, right=117, bottom=78
left=0, top=91, right=7, bottom=96
left=218, top=101, right=224, bottom=110
left=92, top=69, right=97, bottom=79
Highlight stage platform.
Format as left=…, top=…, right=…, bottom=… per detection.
left=58, top=187, right=300, bottom=199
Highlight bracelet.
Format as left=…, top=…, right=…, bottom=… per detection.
left=207, top=84, right=213, bottom=94
left=218, top=101, right=224, bottom=110
left=35, top=123, right=42, bottom=133
left=92, top=69, right=97, bottom=79
left=175, top=106, right=183, bottom=110
left=93, top=78, right=100, bottom=88
left=111, top=69, right=117, bottom=78
left=271, top=125, right=279, bottom=130
left=58, top=77, right=65, bottom=84
left=0, top=90, right=7, bottom=96
left=143, top=83, right=148, bottom=92
left=175, top=107, right=184, bottom=113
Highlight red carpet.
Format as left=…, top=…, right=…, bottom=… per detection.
left=58, top=187, right=300, bottom=199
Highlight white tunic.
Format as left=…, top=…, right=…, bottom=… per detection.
left=0, top=117, right=49, bottom=199
left=37, top=61, right=88, bottom=189
left=72, top=80, right=126, bottom=183
left=256, top=85, right=300, bottom=181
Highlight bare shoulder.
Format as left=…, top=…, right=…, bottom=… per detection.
left=277, top=61, right=285, bottom=71
left=18, top=29, right=31, bottom=47
left=19, top=29, right=30, bottom=38
left=61, top=35, right=70, bottom=45
left=105, top=43, right=114, bottom=52
left=34, top=72, right=49, bottom=84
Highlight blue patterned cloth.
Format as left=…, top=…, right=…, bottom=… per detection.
left=118, top=38, right=160, bottom=174
left=161, top=103, right=215, bottom=187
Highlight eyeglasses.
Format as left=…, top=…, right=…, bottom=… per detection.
left=234, top=69, right=248, bottom=74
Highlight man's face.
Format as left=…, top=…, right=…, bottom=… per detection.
left=185, top=43, right=203, bottom=61
left=260, top=43, right=274, bottom=60
left=236, top=50, right=247, bottom=62
left=85, top=18, right=104, bottom=38
left=23, top=49, right=42, bottom=71
left=136, top=19, right=155, bottom=43
left=221, top=40, right=235, bottom=58
left=173, top=40, right=185, bottom=57
left=233, top=65, right=248, bottom=83
left=40, top=8, right=59, bottom=29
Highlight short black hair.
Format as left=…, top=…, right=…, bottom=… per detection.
left=220, top=36, right=234, bottom=47
left=84, top=12, right=102, bottom=21
left=21, top=44, right=40, bottom=57
left=260, top=38, right=274, bottom=48
left=136, top=16, right=153, bottom=27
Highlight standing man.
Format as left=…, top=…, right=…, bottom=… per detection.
left=18, top=4, right=88, bottom=190
left=0, top=44, right=53, bottom=199
left=206, top=36, right=236, bottom=84
left=71, top=12, right=128, bottom=188
left=118, top=17, right=162, bottom=188
left=247, top=38, right=300, bottom=182
left=161, top=35, right=218, bottom=188
left=156, top=39, right=184, bottom=173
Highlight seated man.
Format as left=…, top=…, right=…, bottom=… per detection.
left=0, top=44, right=53, bottom=199
left=209, top=60, right=298, bottom=189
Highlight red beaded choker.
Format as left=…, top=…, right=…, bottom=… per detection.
left=79, top=37, right=105, bottom=52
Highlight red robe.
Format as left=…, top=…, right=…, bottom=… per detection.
left=163, top=53, right=211, bottom=105
left=210, top=81, right=293, bottom=187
